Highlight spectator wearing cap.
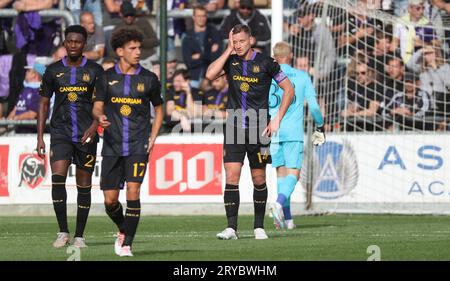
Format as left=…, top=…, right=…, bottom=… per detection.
left=388, top=72, right=433, bottom=130
left=80, top=11, right=105, bottom=62
left=112, top=1, right=160, bottom=70
left=219, top=0, right=271, bottom=53
left=182, top=5, right=223, bottom=89
left=391, top=0, right=440, bottom=64
left=5, top=63, right=45, bottom=133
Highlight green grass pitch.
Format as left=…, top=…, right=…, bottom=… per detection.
left=1, top=214, right=450, bottom=261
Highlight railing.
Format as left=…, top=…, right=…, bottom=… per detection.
left=167, top=9, right=295, bottom=19
left=0, top=9, right=75, bottom=26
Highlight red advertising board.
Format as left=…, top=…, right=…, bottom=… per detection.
left=149, top=144, right=223, bottom=195
left=0, top=145, right=9, bottom=196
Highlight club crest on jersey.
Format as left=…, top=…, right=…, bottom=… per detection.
left=240, top=82, right=250, bottom=92
left=82, top=73, right=90, bottom=82
left=253, top=65, right=260, bottom=73
left=18, top=153, right=47, bottom=189
left=301, top=140, right=359, bottom=199
left=120, top=104, right=132, bottom=117
left=137, top=83, right=145, bottom=92
left=68, top=92, right=78, bottom=102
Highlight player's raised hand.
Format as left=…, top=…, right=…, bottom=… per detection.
left=181, top=81, right=191, bottom=93
left=227, top=29, right=234, bottom=51
left=312, top=126, right=326, bottom=146
left=36, top=138, right=46, bottom=158
left=98, top=115, right=111, bottom=128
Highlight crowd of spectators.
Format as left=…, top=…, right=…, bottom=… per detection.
left=285, top=0, right=450, bottom=132
left=0, top=0, right=449, bottom=134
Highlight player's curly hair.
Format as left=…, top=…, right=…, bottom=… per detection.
left=110, top=27, right=144, bottom=51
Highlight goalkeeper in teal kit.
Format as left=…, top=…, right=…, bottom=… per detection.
left=268, top=42, right=325, bottom=229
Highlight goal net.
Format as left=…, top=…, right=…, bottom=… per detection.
left=282, top=0, right=450, bottom=213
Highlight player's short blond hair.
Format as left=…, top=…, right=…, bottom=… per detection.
left=273, top=42, right=291, bottom=58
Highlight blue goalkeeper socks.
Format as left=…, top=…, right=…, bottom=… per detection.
left=283, top=202, right=292, bottom=220
left=276, top=177, right=286, bottom=206
left=276, top=175, right=297, bottom=220
left=276, top=177, right=285, bottom=195
left=278, top=174, right=297, bottom=200
left=277, top=174, right=298, bottom=215
left=276, top=194, right=288, bottom=207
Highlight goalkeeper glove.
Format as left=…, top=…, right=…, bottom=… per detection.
left=312, top=126, right=326, bottom=146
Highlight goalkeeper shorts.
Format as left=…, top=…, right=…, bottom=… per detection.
left=270, top=141, right=304, bottom=169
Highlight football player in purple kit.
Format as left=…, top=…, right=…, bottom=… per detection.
left=93, top=27, right=164, bottom=257
left=37, top=25, right=104, bottom=248
left=206, top=24, right=295, bottom=240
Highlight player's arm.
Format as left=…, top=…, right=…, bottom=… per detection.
left=272, top=78, right=295, bottom=124
left=82, top=69, right=105, bottom=144
left=92, top=72, right=111, bottom=128
left=92, top=101, right=110, bottom=128
left=36, top=67, right=54, bottom=158
left=148, top=78, right=164, bottom=155
left=304, top=76, right=324, bottom=127
left=205, top=30, right=234, bottom=81
left=81, top=115, right=99, bottom=145
left=263, top=68, right=294, bottom=137
left=36, top=96, right=49, bottom=158
left=148, top=104, right=162, bottom=155
left=304, top=75, right=326, bottom=146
